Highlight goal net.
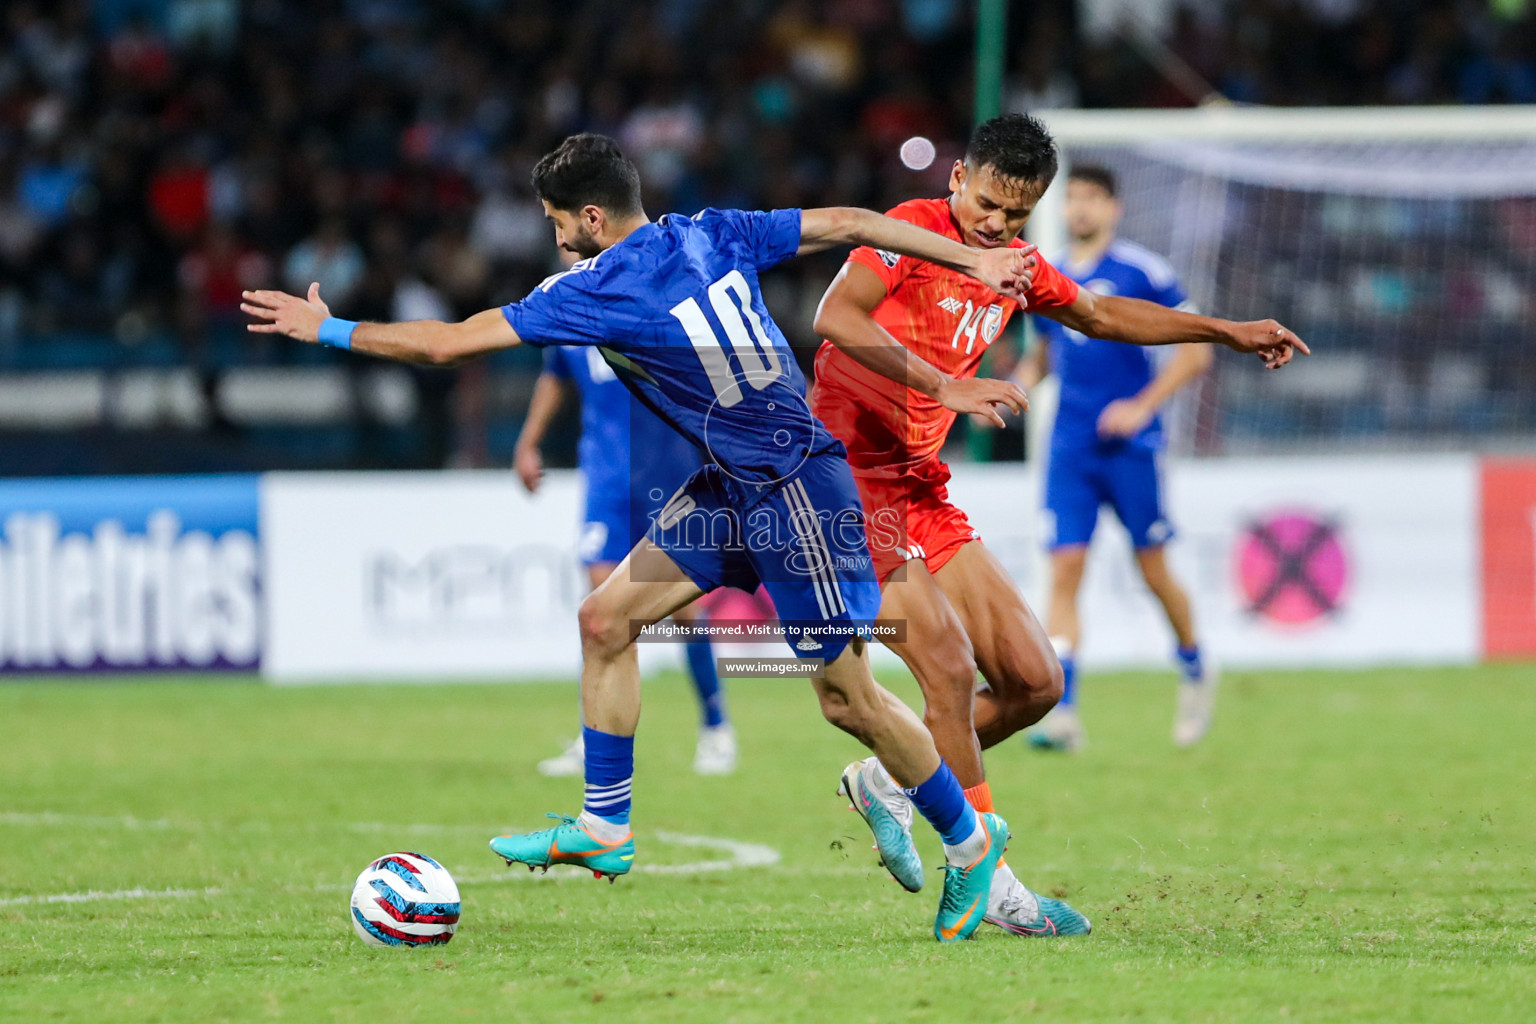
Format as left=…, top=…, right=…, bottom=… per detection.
left=1030, top=106, right=1536, bottom=457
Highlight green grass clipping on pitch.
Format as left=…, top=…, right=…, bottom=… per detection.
left=2, top=665, right=1534, bottom=1023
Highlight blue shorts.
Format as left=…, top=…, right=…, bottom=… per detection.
left=650, top=453, right=881, bottom=661
left=1044, top=444, right=1174, bottom=550
left=578, top=470, right=691, bottom=566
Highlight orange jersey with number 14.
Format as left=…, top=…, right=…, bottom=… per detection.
left=812, top=196, right=1079, bottom=474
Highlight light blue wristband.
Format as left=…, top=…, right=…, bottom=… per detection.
left=317, top=317, right=358, bottom=350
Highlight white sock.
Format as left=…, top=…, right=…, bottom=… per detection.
left=577, top=810, right=630, bottom=842
left=987, top=861, right=1040, bottom=918
left=942, top=815, right=988, bottom=867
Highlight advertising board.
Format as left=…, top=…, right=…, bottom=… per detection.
left=0, top=475, right=261, bottom=673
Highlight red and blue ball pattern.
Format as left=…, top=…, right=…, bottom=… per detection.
left=349, top=851, right=460, bottom=947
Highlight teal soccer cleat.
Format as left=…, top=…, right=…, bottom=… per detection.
left=489, top=813, right=635, bottom=882
left=935, top=811, right=1009, bottom=942
left=840, top=759, right=924, bottom=893
left=985, top=888, right=1093, bottom=937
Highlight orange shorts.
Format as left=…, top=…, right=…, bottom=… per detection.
left=854, top=458, right=980, bottom=584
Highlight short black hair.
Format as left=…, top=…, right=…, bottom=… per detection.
left=966, top=113, right=1058, bottom=190
left=531, top=133, right=643, bottom=217
left=1068, top=163, right=1118, bottom=198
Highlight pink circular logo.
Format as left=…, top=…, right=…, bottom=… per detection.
left=1235, top=511, right=1349, bottom=628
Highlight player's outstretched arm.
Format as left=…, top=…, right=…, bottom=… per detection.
left=242, top=284, right=521, bottom=367
left=1042, top=290, right=1309, bottom=370
left=798, top=207, right=1036, bottom=301
left=514, top=373, right=566, bottom=493
left=813, top=261, right=1028, bottom=428
left=1097, top=343, right=1212, bottom=438
left=1011, top=341, right=1050, bottom=391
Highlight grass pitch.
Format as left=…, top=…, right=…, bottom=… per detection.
left=2, top=664, right=1534, bottom=1023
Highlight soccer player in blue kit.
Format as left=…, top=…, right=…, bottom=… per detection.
left=515, top=342, right=736, bottom=776
left=1018, top=164, right=1220, bottom=751
left=244, top=132, right=1051, bottom=941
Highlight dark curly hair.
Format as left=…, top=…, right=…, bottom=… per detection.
left=965, top=113, right=1059, bottom=189
left=531, top=133, right=643, bottom=217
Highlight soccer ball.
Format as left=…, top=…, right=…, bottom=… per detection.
left=349, top=852, right=461, bottom=947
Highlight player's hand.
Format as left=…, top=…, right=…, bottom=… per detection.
left=972, top=243, right=1038, bottom=302
left=935, top=376, right=1028, bottom=429
left=514, top=444, right=543, bottom=493
left=1097, top=397, right=1154, bottom=439
left=241, top=283, right=331, bottom=343
left=1222, top=319, right=1310, bottom=370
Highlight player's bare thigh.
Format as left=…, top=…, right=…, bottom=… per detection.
left=587, top=562, right=618, bottom=592
left=878, top=560, right=979, bottom=705
left=876, top=559, right=985, bottom=782
left=932, top=540, right=1062, bottom=707
left=579, top=538, right=704, bottom=658
left=587, top=551, right=709, bottom=626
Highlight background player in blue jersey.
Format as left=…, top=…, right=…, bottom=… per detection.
left=516, top=341, right=735, bottom=776
left=243, top=132, right=1130, bottom=940
left=1018, top=164, right=1219, bottom=751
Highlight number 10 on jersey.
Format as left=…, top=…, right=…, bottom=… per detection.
left=670, top=270, right=785, bottom=407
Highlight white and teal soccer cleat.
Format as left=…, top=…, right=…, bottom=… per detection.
left=693, top=723, right=738, bottom=775
left=489, top=813, right=634, bottom=882
left=1173, top=658, right=1220, bottom=747
left=537, top=735, right=584, bottom=777
left=985, top=871, right=1093, bottom=937
left=1027, top=706, right=1086, bottom=753
left=935, top=811, right=1009, bottom=942
left=839, top=758, right=924, bottom=893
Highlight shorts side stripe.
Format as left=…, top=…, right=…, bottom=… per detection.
left=786, top=478, right=846, bottom=616
left=782, top=480, right=834, bottom=619
left=794, top=479, right=848, bottom=615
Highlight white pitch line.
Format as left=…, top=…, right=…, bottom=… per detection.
left=0, top=822, right=784, bottom=906
left=0, top=813, right=781, bottom=870
left=646, top=829, right=780, bottom=872
left=0, top=812, right=493, bottom=837
left=2, top=866, right=877, bottom=907
left=0, top=812, right=175, bottom=830
left=1, top=812, right=618, bottom=840
left=456, top=830, right=781, bottom=884
left=0, top=886, right=222, bottom=908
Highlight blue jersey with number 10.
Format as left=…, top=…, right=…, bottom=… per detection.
left=501, top=209, right=837, bottom=501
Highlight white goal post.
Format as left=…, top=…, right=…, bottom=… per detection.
left=1025, top=105, right=1536, bottom=457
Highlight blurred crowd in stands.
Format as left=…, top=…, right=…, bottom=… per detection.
left=1, top=0, right=1532, bottom=371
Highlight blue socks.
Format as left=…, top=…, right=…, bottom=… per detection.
left=685, top=640, right=727, bottom=728
left=1058, top=653, right=1078, bottom=709
left=1176, top=644, right=1203, bottom=682
left=1055, top=645, right=1201, bottom=706
left=904, top=762, right=977, bottom=846
left=581, top=727, right=633, bottom=825
left=577, top=639, right=724, bottom=833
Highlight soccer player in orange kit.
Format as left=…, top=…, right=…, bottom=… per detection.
left=812, top=113, right=1306, bottom=936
